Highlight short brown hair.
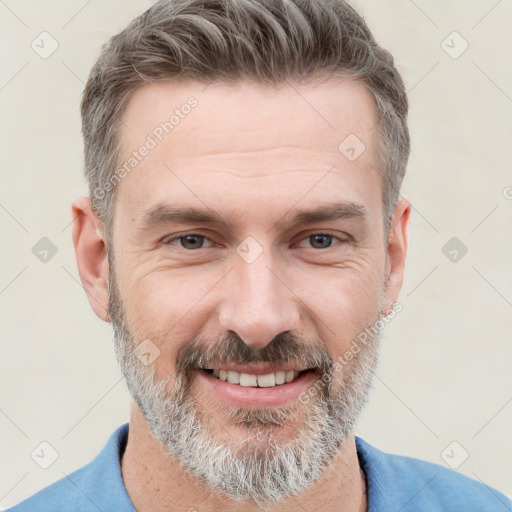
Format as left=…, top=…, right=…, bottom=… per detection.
left=81, top=0, right=409, bottom=245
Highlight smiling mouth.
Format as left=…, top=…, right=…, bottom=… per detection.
left=200, top=368, right=312, bottom=388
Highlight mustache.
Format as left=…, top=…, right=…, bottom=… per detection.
left=174, top=331, right=333, bottom=377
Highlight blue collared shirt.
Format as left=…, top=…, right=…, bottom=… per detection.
left=6, top=423, right=512, bottom=511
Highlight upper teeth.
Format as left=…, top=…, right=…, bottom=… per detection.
left=211, top=369, right=299, bottom=387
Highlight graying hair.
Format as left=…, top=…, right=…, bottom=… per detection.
left=81, top=0, right=409, bottom=245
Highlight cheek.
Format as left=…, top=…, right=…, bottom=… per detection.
left=120, top=268, right=222, bottom=376
left=298, top=265, right=383, bottom=355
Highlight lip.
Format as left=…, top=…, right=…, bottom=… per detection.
left=195, top=368, right=317, bottom=408
left=202, top=364, right=309, bottom=376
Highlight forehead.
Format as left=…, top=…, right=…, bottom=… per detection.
left=115, top=79, right=382, bottom=230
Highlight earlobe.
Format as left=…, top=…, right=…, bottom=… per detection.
left=71, top=196, right=111, bottom=322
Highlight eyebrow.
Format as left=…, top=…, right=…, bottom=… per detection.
left=137, top=201, right=368, bottom=232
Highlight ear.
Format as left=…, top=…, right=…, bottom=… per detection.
left=382, top=197, right=411, bottom=316
left=71, top=196, right=110, bottom=322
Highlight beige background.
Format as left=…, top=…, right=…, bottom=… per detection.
left=1, top=0, right=511, bottom=508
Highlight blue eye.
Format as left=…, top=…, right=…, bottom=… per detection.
left=163, top=232, right=345, bottom=251
left=295, top=232, right=344, bottom=250
left=180, top=235, right=205, bottom=249
left=165, top=234, right=212, bottom=249
left=308, top=234, right=334, bottom=249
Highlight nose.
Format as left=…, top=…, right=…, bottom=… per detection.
left=217, top=253, right=301, bottom=349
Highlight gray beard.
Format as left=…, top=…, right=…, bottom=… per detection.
left=108, top=253, right=383, bottom=507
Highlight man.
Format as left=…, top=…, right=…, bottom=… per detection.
left=7, top=0, right=511, bottom=511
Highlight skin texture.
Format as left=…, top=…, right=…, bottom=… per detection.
left=72, top=79, right=410, bottom=512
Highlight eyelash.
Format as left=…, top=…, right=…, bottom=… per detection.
left=163, top=232, right=347, bottom=250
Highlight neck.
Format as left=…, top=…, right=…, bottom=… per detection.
left=121, top=403, right=367, bottom=512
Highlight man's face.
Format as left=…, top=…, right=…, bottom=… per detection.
left=105, top=79, right=403, bottom=504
